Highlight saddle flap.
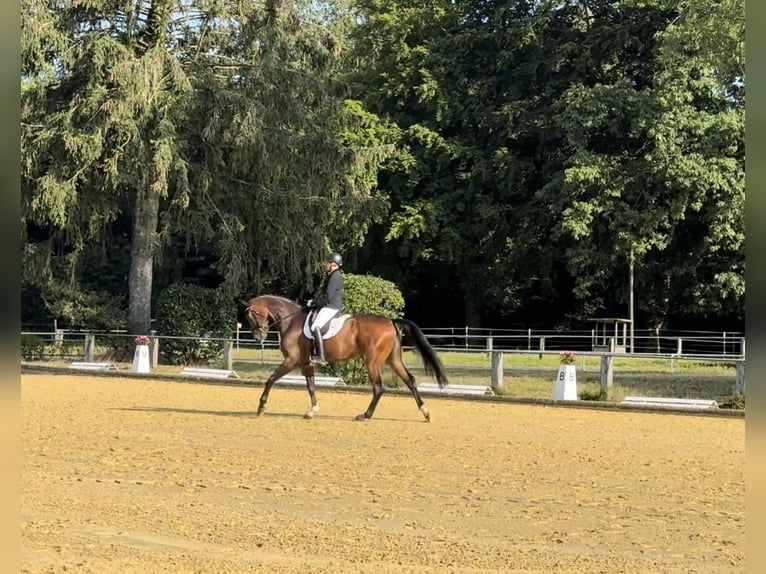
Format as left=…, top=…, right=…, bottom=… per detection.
left=303, top=311, right=351, bottom=340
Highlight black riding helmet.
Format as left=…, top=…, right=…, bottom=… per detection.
left=325, top=252, right=343, bottom=266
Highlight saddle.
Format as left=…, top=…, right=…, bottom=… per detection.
left=302, top=309, right=352, bottom=340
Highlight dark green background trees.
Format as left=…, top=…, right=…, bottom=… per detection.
left=21, top=0, right=744, bottom=334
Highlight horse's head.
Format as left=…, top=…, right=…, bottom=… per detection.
left=240, top=298, right=270, bottom=343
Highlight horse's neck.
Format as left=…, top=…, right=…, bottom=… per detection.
left=266, top=297, right=302, bottom=333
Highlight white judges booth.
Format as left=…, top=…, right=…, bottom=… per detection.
left=589, top=318, right=631, bottom=353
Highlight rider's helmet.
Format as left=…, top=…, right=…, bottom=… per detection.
left=325, top=252, right=343, bottom=267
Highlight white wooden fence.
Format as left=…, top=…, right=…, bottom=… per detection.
left=20, top=330, right=746, bottom=396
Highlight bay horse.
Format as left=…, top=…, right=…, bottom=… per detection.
left=239, top=295, right=449, bottom=421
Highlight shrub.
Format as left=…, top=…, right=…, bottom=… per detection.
left=21, top=334, right=45, bottom=361
left=578, top=383, right=608, bottom=401
left=322, top=273, right=405, bottom=385
left=155, top=284, right=234, bottom=365
left=716, top=393, right=745, bottom=410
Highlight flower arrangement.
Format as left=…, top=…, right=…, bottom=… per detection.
left=559, top=350, right=576, bottom=365
left=135, top=335, right=150, bottom=345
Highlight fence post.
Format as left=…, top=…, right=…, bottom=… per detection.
left=149, top=337, right=159, bottom=368
left=223, top=340, right=233, bottom=371
left=84, top=333, right=95, bottom=362
left=599, top=337, right=615, bottom=398
left=670, top=338, right=683, bottom=373
left=527, top=328, right=532, bottom=350
left=538, top=336, right=545, bottom=360
left=600, top=354, right=613, bottom=398
left=734, top=338, right=745, bottom=394
left=735, top=361, right=745, bottom=393
left=486, top=336, right=493, bottom=357
left=491, top=351, right=504, bottom=391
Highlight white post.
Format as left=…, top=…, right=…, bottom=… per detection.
left=629, top=248, right=634, bottom=353
left=600, top=354, right=613, bottom=397
left=554, top=363, right=577, bottom=400
left=491, top=351, right=503, bottom=391
left=735, top=361, right=745, bottom=393
left=131, top=343, right=151, bottom=374
left=149, top=337, right=159, bottom=368
left=223, top=340, right=233, bottom=371
left=84, top=333, right=95, bottom=362
left=599, top=337, right=615, bottom=398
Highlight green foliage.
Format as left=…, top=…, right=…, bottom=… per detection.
left=21, top=0, right=393, bottom=337
left=20, top=0, right=745, bottom=336
left=155, top=284, right=234, bottom=365
left=39, top=282, right=126, bottom=331
left=716, top=393, right=745, bottom=410
left=322, top=273, right=405, bottom=384
left=578, top=384, right=609, bottom=402
left=20, top=334, right=45, bottom=361
left=340, top=273, right=405, bottom=317
left=349, top=0, right=744, bottom=327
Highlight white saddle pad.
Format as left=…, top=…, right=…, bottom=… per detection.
left=303, top=314, right=352, bottom=340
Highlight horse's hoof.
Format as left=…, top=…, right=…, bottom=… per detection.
left=423, top=411, right=431, bottom=423
left=303, top=412, right=314, bottom=419
left=257, top=408, right=265, bottom=417
left=354, top=413, right=369, bottom=421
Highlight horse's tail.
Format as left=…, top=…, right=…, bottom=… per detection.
left=393, top=319, right=449, bottom=388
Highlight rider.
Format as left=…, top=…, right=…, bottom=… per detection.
left=309, top=252, right=344, bottom=365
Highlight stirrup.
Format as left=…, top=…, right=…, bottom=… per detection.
left=311, top=356, right=326, bottom=366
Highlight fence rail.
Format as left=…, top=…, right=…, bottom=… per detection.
left=21, top=328, right=747, bottom=358
left=21, top=328, right=746, bottom=398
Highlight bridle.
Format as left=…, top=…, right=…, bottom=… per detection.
left=244, top=307, right=270, bottom=338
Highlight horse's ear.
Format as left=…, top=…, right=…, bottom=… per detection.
left=237, top=299, right=250, bottom=309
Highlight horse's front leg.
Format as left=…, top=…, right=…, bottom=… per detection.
left=301, top=366, right=319, bottom=419
left=257, top=360, right=295, bottom=416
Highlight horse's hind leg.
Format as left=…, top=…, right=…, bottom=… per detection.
left=389, top=356, right=431, bottom=422
left=356, top=368, right=385, bottom=421
left=356, top=353, right=387, bottom=421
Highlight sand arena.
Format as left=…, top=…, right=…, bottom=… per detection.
left=22, top=372, right=744, bottom=573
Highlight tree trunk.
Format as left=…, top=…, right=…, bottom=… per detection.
left=128, top=191, right=161, bottom=335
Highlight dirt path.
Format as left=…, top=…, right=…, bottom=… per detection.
left=21, top=373, right=744, bottom=573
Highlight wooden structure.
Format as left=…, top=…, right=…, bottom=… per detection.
left=589, top=318, right=632, bottom=353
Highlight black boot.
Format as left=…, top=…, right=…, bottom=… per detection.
left=311, top=328, right=326, bottom=365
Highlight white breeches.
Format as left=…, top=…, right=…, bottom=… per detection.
left=310, top=307, right=340, bottom=332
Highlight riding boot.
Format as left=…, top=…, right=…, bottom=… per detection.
left=311, top=328, right=326, bottom=365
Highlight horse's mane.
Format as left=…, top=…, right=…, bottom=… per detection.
left=257, top=294, right=299, bottom=306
